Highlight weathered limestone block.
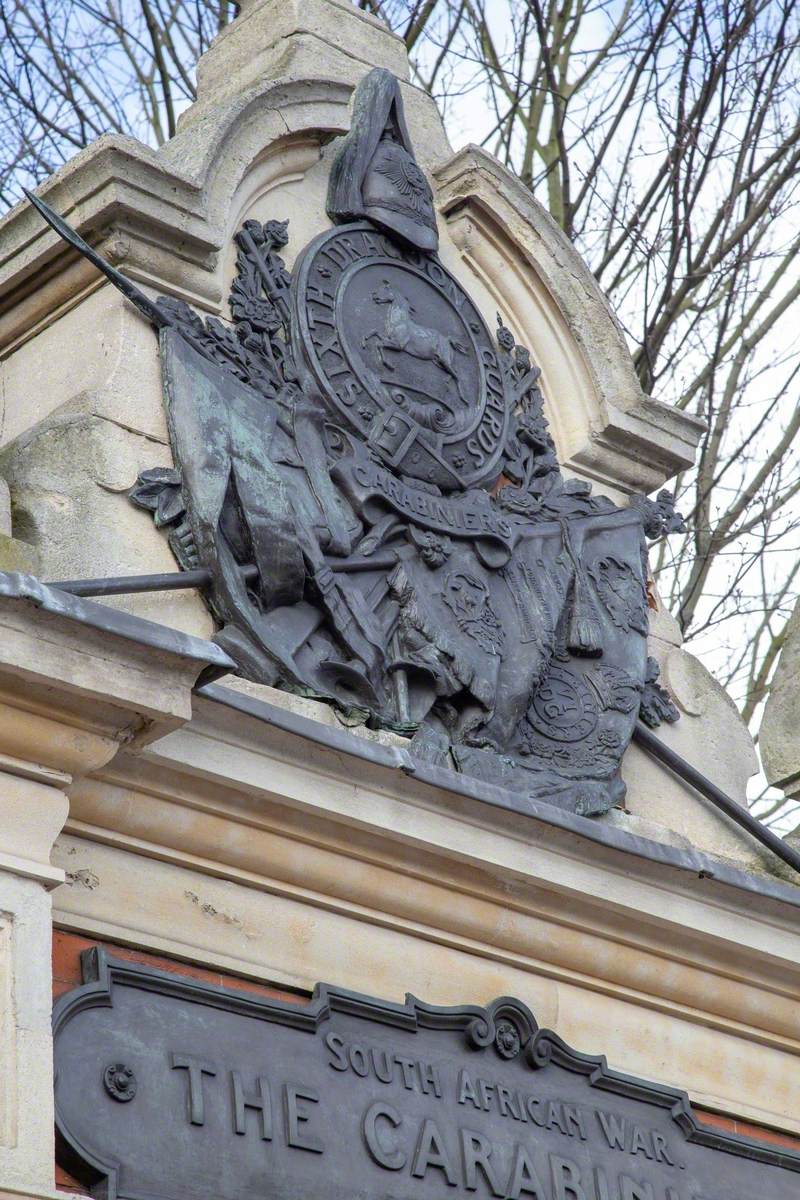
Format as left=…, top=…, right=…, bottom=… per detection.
left=0, top=534, right=38, bottom=575
left=0, top=478, right=38, bottom=576
left=761, top=597, right=800, bottom=802
left=620, top=596, right=764, bottom=868
left=0, top=406, right=212, bottom=634
left=188, top=0, right=412, bottom=121
left=1, top=285, right=165, bottom=449
left=0, top=229, right=212, bottom=634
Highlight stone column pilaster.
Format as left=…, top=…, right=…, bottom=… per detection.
left=0, top=585, right=225, bottom=1199
left=0, top=744, right=110, bottom=1198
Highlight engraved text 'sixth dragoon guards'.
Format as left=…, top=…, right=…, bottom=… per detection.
left=106, top=70, right=679, bottom=816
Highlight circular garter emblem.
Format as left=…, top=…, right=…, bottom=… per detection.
left=527, top=666, right=599, bottom=743
left=292, top=223, right=510, bottom=490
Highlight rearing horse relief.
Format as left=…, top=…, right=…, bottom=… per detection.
left=365, top=280, right=468, bottom=407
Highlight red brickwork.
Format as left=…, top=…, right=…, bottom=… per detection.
left=52, top=930, right=308, bottom=1003
left=692, top=1108, right=800, bottom=1154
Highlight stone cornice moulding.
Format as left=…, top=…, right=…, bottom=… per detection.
left=0, top=80, right=354, bottom=358
left=60, top=799, right=800, bottom=1062
left=0, top=578, right=233, bottom=887
left=0, top=136, right=213, bottom=354
left=0, top=576, right=224, bottom=890
left=61, top=691, right=800, bottom=1049
left=0, top=576, right=232, bottom=747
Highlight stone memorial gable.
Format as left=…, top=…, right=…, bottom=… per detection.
left=0, top=0, right=775, bottom=863
left=3, top=0, right=731, bottom=820
left=0, top=9, right=799, bottom=1200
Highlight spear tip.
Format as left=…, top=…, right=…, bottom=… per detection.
left=23, top=188, right=171, bottom=331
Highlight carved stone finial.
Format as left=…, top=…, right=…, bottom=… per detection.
left=327, top=68, right=438, bottom=252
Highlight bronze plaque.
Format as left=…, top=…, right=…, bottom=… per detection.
left=54, top=951, right=798, bottom=1200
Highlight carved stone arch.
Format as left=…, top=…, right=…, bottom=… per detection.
left=434, top=147, right=704, bottom=495
left=440, top=198, right=598, bottom=465
left=218, top=135, right=329, bottom=293
left=159, top=78, right=356, bottom=291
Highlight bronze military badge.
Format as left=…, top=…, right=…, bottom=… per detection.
left=28, top=67, right=683, bottom=817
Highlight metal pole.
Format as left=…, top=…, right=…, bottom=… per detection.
left=45, top=555, right=398, bottom=598
left=24, top=189, right=172, bottom=331
left=632, top=722, right=800, bottom=877
left=44, top=567, right=240, bottom=598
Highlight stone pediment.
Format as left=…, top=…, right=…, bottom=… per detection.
left=0, top=0, right=701, bottom=495
left=2, top=0, right=766, bottom=859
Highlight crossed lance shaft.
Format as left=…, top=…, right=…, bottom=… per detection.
left=24, top=190, right=409, bottom=710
